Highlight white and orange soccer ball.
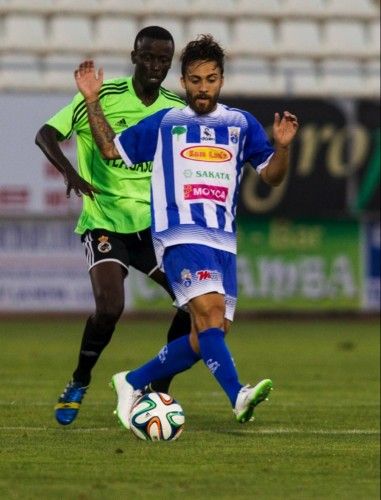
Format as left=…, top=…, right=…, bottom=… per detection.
left=129, top=392, right=185, bottom=441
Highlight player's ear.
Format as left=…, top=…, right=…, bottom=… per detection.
left=180, top=76, right=186, bottom=90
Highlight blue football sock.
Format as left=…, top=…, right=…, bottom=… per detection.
left=127, top=335, right=200, bottom=390
left=198, top=327, right=243, bottom=406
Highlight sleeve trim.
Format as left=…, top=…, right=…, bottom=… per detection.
left=256, top=152, right=274, bottom=172
left=114, top=134, right=133, bottom=166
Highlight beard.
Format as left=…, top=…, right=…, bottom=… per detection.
left=187, top=92, right=218, bottom=115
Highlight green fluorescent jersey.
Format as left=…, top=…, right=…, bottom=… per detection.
left=47, top=76, right=185, bottom=234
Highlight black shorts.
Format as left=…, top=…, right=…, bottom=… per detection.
left=81, top=228, right=158, bottom=276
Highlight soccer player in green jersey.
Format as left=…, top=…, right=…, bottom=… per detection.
left=35, top=26, right=191, bottom=426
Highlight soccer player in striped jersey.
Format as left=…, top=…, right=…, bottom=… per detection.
left=35, top=26, right=192, bottom=426
left=74, top=35, right=299, bottom=426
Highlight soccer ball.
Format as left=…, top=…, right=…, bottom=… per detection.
left=129, top=392, right=185, bottom=442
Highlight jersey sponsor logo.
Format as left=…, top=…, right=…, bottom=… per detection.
left=128, top=161, right=153, bottom=172
left=184, top=184, right=228, bottom=202
left=105, top=158, right=128, bottom=169
left=200, top=126, right=215, bottom=142
left=182, top=169, right=231, bottom=181
left=180, top=146, right=232, bottom=163
left=196, top=270, right=219, bottom=281
left=198, top=270, right=211, bottom=280
left=196, top=170, right=230, bottom=181
left=97, top=235, right=112, bottom=253
left=172, top=125, right=187, bottom=139
left=105, top=159, right=152, bottom=172
left=181, top=268, right=192, bottom=287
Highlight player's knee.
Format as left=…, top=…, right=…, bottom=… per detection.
left=94, top=293, right=124, bottom=326
left=193, top=304, right=225, bottom=332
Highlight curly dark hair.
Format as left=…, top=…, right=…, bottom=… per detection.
left=180, top=34, right=225, bottom=76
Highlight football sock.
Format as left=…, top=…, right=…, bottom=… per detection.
left=198, top=327, right=243, bottom=406
left=72, top=316, right=114, bottom=386
left=127, top=335, right=200, bottom=390
left=150, top=309, right=192, bottom=393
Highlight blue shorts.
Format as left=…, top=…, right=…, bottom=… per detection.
left=163, top=244, right=237, bottom=321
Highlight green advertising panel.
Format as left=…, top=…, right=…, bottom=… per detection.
left=130, top=218, right=362, bottom=312
left=236, top=218, right=362, bottom=311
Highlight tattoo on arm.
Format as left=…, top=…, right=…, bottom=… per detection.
left=86, top=100, right=119, bottom=157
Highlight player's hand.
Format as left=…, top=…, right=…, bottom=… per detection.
left=74, top=60, right=104, bottom=103
left=273, top=111, right=299, bottom=149
left=63, top=166, right=100, bottom=200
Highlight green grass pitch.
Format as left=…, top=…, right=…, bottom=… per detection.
left=0, top=317, right=379, bottom=499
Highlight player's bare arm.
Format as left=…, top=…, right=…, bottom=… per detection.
left=35, top=124, right=99, bottom=199
left=74, top=60, right=121, bottom=160
left=260, top=111, right=299, bottom=187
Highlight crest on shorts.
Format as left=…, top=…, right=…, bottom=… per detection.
left=97, top=235, right=112, bottom=253
left=181, top=268, right=192, bottom=288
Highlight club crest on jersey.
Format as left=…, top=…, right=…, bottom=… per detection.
left=97, top=235, right=112, bottom=253
left=181, top=268, right=192, bottom=287
left=181, top=146, right=232, bottom=163
left=229, top=128, right=240, bottom=144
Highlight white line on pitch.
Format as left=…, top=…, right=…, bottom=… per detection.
left=226, top=429, right=380, bottom=435
left=0, top=427, right=379, bottom=435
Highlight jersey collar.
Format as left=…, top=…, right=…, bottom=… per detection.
left=183, top=103, right=222, bottom=118
left=128, top=76, right=162, bottom=108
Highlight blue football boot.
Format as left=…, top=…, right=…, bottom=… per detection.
left=54, top=380, right=89, bottom=425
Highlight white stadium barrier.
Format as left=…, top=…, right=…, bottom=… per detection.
left=0, top=0, right=379, bottom=96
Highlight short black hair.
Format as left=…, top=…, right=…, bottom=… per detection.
left=134, top=26, right=174, bottom=51
left=180, top=34, right=225, bottom=76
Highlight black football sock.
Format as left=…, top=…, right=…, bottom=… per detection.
left=72, top=316, right=115, bottom=386
left=150, top=309, right=192, bottom=393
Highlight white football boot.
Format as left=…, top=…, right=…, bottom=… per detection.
left=110, top=371, right=142, bottom=430
left=234, top=379, right=273, bottom=423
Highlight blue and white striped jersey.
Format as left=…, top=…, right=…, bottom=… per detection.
left=114, top=103, right=274, bottom=256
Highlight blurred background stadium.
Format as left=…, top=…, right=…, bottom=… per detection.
left=0, top=0, right=380, bottom=316
left=1, top=6, right=379, bottom=497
